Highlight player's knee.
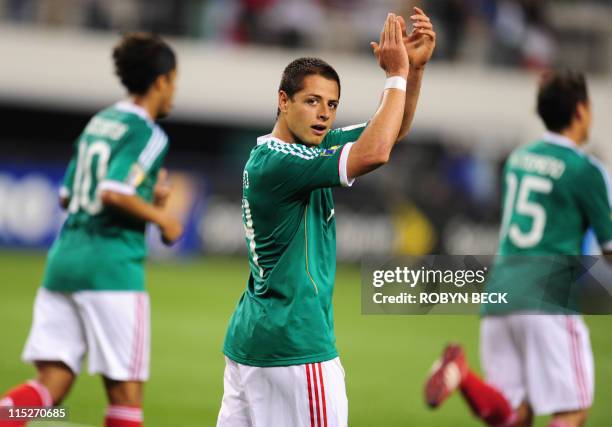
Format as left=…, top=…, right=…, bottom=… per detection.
left=503, top=402, right=532, bottom=427
left=549, top=409, right=589, bottom=427
left=104, top=379, right=143, bottom=406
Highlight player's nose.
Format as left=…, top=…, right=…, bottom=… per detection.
left=318, top=108, right=330, bottom=122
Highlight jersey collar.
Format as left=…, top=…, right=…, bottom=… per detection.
left=115, top=101, right=153, bottom=123
left=257, top=134, right=290, bottom=145
left=543, top=131, right=579, bottom=150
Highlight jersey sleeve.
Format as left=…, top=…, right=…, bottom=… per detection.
left=321, top=122, right=367, bottom=148
left=99, top=125, right=168, bottom=195
left=261, top=141, right=355, bottom=198
left=576, top=158, right=612, bottom=251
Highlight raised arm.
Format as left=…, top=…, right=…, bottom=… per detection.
left=347, top=13, right=410, bottom=179
left=397, top=7, right=436, bottom=140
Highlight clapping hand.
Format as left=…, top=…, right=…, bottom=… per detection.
left=370, top=13, right=410, bottom=78
left=399, top=7, right=436, bottom=70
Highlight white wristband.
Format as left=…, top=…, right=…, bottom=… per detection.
left=384, top=76, right=407, bottom=92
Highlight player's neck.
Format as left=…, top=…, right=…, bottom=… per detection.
left=271, top=119, right=296, bottom=144
left=559, top=128, right=584, bottom=146
left=128, top=95, right=158, bottom=121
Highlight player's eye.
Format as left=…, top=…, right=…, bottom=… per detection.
left=328, top=102, right=338, bottom=110
left=307, top=98, right=318, bottom=106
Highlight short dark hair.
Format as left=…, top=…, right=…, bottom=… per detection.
left=277, top=57, right=341, bottom=116
left=113, top=32, right=176, bottom=95
left=537, top=70, right=588, bottom=132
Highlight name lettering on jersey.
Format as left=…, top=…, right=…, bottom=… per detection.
left=509, top=152, right=565, bottom=179
left=243, top=170, right=249, bottom=189
left=85, top=117, right=128, bottom=141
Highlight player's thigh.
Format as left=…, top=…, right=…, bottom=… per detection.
left=244, top=358, right=347, bottom=427
left=519, top=315, right=593, bottom=416
left=22, top=288, right=87, bottom=375
left=220, top=358, right=347, bottom=427
left=480, top=316, right=526, bottom=409
left=317, top=357, right=348, bottom=426
left=74, top=291, right=150, bottom=381
left=217, top=357, right=252, bottom=427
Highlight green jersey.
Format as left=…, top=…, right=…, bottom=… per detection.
left=223, top=123, right=366, bottom=367
left=485, top=132, right=612, bottom=313
left=43, top=101, right=168, bottom=292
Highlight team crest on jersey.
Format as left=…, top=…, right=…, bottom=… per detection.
left=322, top=145, right=340, bottom=156
left=127, top=163, right=146, bottom=187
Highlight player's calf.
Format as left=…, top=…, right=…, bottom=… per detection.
left=34, top=361, right=75, bottom=405
left=103, top=379, right=143, bottom=427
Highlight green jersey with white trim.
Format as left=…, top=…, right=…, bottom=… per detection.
left=43, top=101, right=168, bottom=292
left=223, top=123, right=366, bottom=367
left=485, top=132, right=612, bottom=313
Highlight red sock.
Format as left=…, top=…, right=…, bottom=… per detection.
left=459, top=371, right=514, bottom=426
left=104, top=405, right=143, bottom=427
left=0, top=381, right=53, bottom=427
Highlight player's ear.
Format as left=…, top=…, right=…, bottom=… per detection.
left=278, top=90, right=290, bottom=114
left=152, top=73, right=169, bottom=92
left=575, top=102, right=587, bottom=123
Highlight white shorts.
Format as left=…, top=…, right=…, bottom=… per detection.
left=480, top=314, right=593, bottom=415
left=217, top=357, right=348, bottom=427
left=22, top=288, right=150, bottom=381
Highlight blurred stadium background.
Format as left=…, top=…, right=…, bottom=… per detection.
left=1, top=0, right=611, bottom=426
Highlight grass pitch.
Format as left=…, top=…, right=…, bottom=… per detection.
left=1, top=251, right=610, bottom=426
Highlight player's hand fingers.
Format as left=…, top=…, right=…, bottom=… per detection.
left=158, top=168, right=168, bottom=183
left=417, top=29, right=436, bottom=41
left=397, top=15, right=407, bottom=36
left=413, top=21, right=433, bottom=31
left=411, top=14, right=430, bottom=23
left=370, top=41, right=381, bottom=61
left=161, top=217, right=183, bottom=245
left=414, top=6, right=426, bottom=16
left=394, top=17, right=402, bottom=45
left=389, top=13, right=397, bottom=44
left=383, top=14, right=391, bottom=46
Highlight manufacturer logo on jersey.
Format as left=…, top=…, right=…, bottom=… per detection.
left=322, top=145, right=341, bottom=156
left=127, top=163, right=146, bottom=187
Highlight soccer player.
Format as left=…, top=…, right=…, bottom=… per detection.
left=0, top=33, right=182, bottom=427
left=425, top=71, right=611, bottom=427
left=217, top=8, right=436, bottom=427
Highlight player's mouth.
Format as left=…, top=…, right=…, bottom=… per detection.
left=311, top=124, right=327, bottom=136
